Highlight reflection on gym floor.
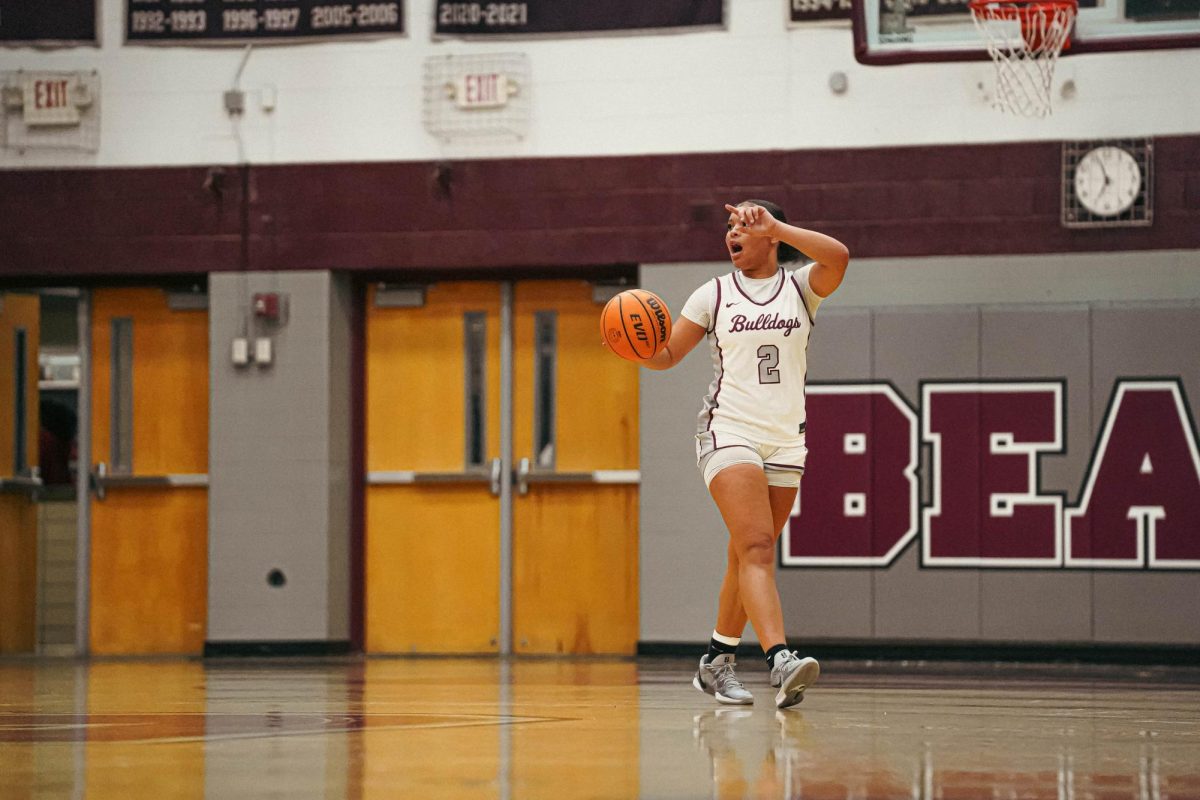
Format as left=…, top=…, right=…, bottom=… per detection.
left=0, top=658, right=1197, bottom=798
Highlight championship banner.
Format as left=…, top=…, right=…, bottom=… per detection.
left=788, top=0, right=1095, bottom=24
left=789, top=0, right=855, bottom=23
left=434, top=0, right=723, bottom=37
left=790, top=0, right=975, bottom=23
left=0, top=0, right=98, bottom=46
left=126, top=0, right=404, bottom=43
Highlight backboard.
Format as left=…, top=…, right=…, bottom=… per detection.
left=852, top=0, right=1200, bottom=63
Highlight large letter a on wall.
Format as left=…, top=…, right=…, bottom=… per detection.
left=1066, top=380, right=1200, bottom=568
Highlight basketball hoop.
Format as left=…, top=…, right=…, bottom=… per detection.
left=969, top=0, right=1077, bottom=116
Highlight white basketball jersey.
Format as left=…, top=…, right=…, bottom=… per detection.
left=683, top=264, right=821, bottom=446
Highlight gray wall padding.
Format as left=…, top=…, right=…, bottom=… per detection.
left=207, top=271, right=352, bottom=642
left=640, top=252, right=1200, bottom=646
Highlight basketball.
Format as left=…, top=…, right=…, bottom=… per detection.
left=601, top=289, right=672, bottom=362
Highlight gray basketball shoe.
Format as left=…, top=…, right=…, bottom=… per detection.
left=769, top=651, right=820, bottom=710
left=693, top=653, right=754, bottom=705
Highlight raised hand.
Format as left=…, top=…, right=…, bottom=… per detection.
left=725, top=203, right=778, bottom=238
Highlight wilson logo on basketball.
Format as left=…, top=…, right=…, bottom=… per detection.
left=643, top=295, right=669, bottom=341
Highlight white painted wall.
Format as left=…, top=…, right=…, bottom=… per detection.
left=1, top=0, right=1198, bottom=169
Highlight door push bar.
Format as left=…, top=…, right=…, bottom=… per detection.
left=515, top=457, right=640, bottom=496
left=368, top=458, right=639, bottom=498
left=90, top=462, right=209, bottom=501
left=368, top=458, right=504, bottom=497
left=0, top=474, right=43, bottom=498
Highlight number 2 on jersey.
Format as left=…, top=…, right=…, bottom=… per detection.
left=757, top=344, right=780, bottom=384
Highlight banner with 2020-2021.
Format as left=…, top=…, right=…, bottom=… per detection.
left=125, top=0, right=405, bottom=44
left=433, top=0, right=724, bottom=37
left=0, top=0, right=97, bottom=46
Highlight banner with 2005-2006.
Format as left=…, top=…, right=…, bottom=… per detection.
left=126, top=0, right=404, bottom=44
left=434, top=0, right=724, bottom=37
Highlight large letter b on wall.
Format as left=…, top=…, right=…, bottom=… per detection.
left=783, top=385, right=918, bottom=566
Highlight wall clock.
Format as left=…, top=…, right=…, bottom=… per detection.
left=1062, top=139, right=1153, bottom=228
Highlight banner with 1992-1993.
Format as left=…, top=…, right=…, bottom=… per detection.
left=126, top=0, right=404, bottom=43
left=434, top=0, right=723, bottom=37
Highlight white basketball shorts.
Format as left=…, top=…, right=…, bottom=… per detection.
left=695, top=430, right=807, bottom=489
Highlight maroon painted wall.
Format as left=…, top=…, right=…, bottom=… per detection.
left=2, top=136, right=1199, bottom=280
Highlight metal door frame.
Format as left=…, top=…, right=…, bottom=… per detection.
left=75, top=289, right=92, bottom=656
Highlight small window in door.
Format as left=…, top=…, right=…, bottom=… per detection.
left=463, top=311, right=488, bottom=469
left=13, top=328, right=28, bottom=475
left=110, top=317, right=134, bottom=474
left=533, top=311, right=557, bottom=469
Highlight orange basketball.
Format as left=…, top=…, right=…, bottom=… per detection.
left=601, top=289, right=672, bottom=362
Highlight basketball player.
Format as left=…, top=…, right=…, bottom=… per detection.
left=644, top=200, right=849, bottom=708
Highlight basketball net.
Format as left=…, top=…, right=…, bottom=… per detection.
left=969, top=0, right=1078, bottom=117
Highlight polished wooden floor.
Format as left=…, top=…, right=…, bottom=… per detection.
left=1, top=657, right=1198, bottom=799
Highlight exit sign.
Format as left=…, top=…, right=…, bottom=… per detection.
left=23, top=73, right=82, bottom=126
left=453, top=73, right=513, bottom=110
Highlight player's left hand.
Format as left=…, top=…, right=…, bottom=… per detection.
left=725, top=203, right=778, bottom=238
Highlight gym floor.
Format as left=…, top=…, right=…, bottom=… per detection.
left=1, top=657, right=1198, bottom=798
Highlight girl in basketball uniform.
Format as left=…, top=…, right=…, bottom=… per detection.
left=644, top=200, right=849, bottom=709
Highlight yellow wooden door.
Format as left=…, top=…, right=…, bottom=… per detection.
left=0, top=292, right=40, bottom=654
left=365, top=282, right=502, bottom=653
left=512, top=281, right=639, bottom=655
left=364, top=280, right=639, bottom=655
left=89, top=288, right=208, bottom=655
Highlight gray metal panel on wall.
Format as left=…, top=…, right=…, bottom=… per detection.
left=1088, top=303, right=1200, bottom=644
left=872, top=308, right=981, bottom=640
left=778, top=308, right=875, bottom=640
left=639, top=263, right=729, bottom=642
left=207, top=271, right=351, bottom=642
left=978, top=306, right=1092, bottom=643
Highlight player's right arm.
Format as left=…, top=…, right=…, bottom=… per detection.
left=643, top=317, right=706, bottom=370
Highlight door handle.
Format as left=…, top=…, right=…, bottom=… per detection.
left=490, top=457, right=503, bottom=497
left=91, top=461, right=107, bottom=501
left=516, top=457, right=531, bottom=496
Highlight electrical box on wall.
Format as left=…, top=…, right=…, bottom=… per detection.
left=254, top=337, right=273, bottom=366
